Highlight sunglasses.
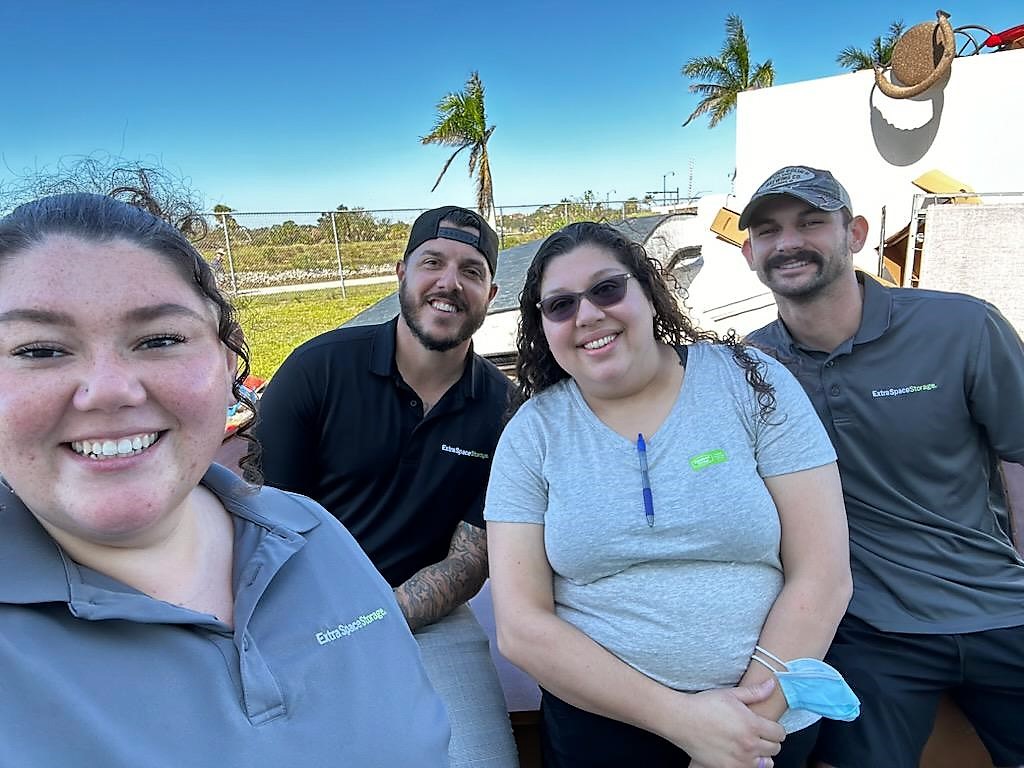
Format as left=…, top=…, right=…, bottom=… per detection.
left=536, top=272, right=630, bottom=323
left=536, top=273, right=634, bottom=322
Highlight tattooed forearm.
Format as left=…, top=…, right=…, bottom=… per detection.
left=393, top=521, right=488, bottom=631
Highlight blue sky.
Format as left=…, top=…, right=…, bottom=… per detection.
left=2, top=1, right=1019, bottom=214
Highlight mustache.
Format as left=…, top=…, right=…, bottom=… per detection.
left=765, top=250, right=823, bottom=270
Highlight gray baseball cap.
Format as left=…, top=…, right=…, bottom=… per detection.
left=738, top=166, right=852, bottom=230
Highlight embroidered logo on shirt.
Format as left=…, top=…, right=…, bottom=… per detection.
left=441, top=443, right=490, bottom=459
left=871, top=383, right=938, bottom=398
left=690, top=449, right=728, bottom=470
left=315, top=607, right=387, bottom=645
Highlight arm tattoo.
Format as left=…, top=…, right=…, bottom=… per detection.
left=393, top=521, right=488, bottom=631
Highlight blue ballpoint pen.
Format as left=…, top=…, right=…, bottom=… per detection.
left=637, top=433, right=655, bottom=527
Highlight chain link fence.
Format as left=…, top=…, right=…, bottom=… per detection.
left=193, top=200, right=656, bottom=295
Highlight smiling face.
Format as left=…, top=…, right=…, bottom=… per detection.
left=396, top=221, right=497, bottom=352
left=539, top=243, right=659, bottom=398
left=0, top=235, right=236, bottom=549
left=742, top=196, right=867, bottom=301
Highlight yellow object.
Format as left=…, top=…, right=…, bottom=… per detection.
left=710, top=207, right=747, bottom=247
left=912, top=170, right=982, bottom=204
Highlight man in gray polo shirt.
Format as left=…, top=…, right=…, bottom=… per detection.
left=739, top=165, right=1024, bottom=768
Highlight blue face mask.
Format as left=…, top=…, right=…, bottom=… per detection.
left=751, top=646, right=861, bottom=734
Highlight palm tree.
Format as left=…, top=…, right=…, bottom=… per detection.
left=681, top=14, right=775, bottom=128
left=421, top=71, right=496, bottom=228
left=836, top=20, right=907, bottom=71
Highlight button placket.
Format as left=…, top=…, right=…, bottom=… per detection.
left=231, top=526, right=305, bottom=724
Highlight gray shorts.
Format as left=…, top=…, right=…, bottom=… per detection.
left=415, top=604, right=519, bottom=768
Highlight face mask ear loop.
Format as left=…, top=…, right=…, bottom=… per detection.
left=752, top=645, right=789, bottom=673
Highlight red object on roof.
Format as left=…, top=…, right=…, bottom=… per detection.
left=984, top=24, right=1024, bottom=48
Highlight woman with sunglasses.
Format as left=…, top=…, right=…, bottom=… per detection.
left=0, top=193, right=449, bottom=766
left=484, top=222, right=851, bottom=768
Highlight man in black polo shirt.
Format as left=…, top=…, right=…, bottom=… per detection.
left=256, top=206, right=518, bottom=768
left=739, top=166, right=1024, bottom=768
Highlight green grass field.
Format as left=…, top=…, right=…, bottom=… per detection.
left=236, top=282, right=397, bottom=380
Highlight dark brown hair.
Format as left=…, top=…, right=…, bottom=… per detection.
left=514, top=221, right=776, bottom=419
left=0, top=192, right=261, bottom=482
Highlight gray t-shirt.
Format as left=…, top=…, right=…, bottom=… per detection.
left=485, top=344, right=836, bottom=691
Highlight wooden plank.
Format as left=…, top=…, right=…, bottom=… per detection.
left=710, top=207, right=747, bottom=247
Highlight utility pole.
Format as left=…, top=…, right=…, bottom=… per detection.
left=662, top=171, right=675, bottom=206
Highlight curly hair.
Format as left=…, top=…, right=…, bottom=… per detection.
left=514, top=221, right=776, bottom=419
left=0, top=192, right=261, bottom=483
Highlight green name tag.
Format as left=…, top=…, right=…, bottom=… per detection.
left=690, top=449, right=727, bottom=470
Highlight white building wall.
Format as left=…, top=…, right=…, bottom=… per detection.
left=474, top=52, right=1024, bottom=356
left=919, top=204, right=1024, bottom=334
left=679, top=196, right=777, bottom=336
left=734, top=49, right=1024, bottom=274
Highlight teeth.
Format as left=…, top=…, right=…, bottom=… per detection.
left=70, top=432, right=160, bottom=461
left=583, top=334, right=617, bottom=350
left=431, top=301, right=457, bottom=313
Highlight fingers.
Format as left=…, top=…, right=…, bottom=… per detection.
left=738, top=706, right=785, bottom=747
left=757, top=716, right=786, bottom=745
left=732, top=677, right=776, bottom=705
left=728, top=726, right=784, bottom=767
left=679, top=687, right=786, bottom=768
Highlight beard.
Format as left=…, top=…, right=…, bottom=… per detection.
left=762, top=241, right=849, bottom=301
left=398, top=281, right=487, bottom=352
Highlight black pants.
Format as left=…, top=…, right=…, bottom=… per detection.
left=540, top=689, right=819, bottom=768
left=816, top=615, right=1024, bottom=768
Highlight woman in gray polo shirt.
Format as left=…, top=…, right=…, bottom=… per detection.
left=485, top=222, right=852, bottom=768
left=0, top=193, right=449, bottom=766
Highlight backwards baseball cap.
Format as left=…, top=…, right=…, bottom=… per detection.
left=738, top=166, right=852, bottom=230
left=404, top=205, right=499, bottom=277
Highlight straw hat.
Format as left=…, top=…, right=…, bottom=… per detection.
left=874, top=10, right=955, bottom=99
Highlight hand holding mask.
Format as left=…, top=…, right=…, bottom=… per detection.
left=750, top=645, right=861, bottom=733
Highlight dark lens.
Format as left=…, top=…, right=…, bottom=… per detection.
left=587, top=275, right=627, bottom=307
left=542, top=294, right=579, bottom=322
